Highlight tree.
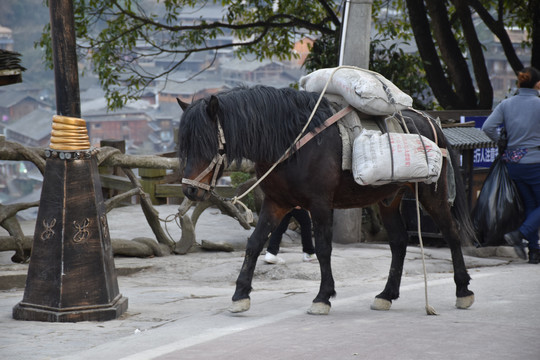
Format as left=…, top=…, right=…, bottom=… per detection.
left=38, top=0, right=539, bottom=110
left=39, top=0, right=340, bottom=109
left=405, top=0, right=539, bottom=109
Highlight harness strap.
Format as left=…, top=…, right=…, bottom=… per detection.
left=181, top=116, right=227, bottom=191
left=182, top=153, right=226, bottom=191
left=282, top=105, right=354, bottom=161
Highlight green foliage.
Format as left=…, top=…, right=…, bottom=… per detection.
left=35, top=0, right=538, bottom=110
left=370, top=40, right=434, bottom=110
left=304, top=33, right=340, bottom=73
left=229, top=171, right=252, bottom=187
left=38, top=0, right=339, bottom=109
left=229, top=171, right=256, bottom=211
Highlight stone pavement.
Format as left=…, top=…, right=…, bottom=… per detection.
left=1, top=205, right=539, bottom=359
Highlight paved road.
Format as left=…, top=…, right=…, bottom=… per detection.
left=1, top=245, right=539, bottom=360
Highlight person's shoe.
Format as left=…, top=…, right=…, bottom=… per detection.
left=264, top=252, right=285, bottom=264
left=528, top=248, right=540, bottom=264
left=504, top=231, right=527, bottom=260
left=303, top=253, right=317, bottom=262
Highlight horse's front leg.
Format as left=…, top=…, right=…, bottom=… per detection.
left=229, top=201, right=284, bottom=313
left=371, top=196, right=408, bottom=311
left=308, top=207, right=336, bottom=315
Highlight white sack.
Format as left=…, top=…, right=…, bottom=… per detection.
left=352, top=129, right=443, bottom=186
left=299, top=67, right=413, bottom=115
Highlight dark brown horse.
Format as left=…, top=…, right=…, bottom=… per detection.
left=177, top=85, right=475, bottom=314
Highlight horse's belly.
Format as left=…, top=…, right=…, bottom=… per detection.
left=332, top=173, right=403, bottom=208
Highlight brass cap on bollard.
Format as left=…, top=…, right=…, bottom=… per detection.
left=49, top=115, right=91, bottom=150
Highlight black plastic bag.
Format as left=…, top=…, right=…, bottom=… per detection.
left=472, top=155, right=525, bottom=246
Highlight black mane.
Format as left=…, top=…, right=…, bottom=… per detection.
left=178, top=85, right=335, bottom=165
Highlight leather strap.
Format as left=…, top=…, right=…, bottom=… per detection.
left=282, top=106, right=354, bottom=161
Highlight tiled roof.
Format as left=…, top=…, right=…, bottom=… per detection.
left=6, top=108, right=54, bottom=141
left=442, top=127, right=496, bottom=150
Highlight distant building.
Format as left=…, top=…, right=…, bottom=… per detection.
left=219, top=58, right=302, bottom=87
left=0, top=92, right=50, bottom=126
left=157, top=78, right=229, bottom=104
left=482, top=28, right=531, bottom=103
left=83, top=107, right=153, bottom=149
left=4, top=108, right=55, bottom=147
left=290, top=36, right=315, bottom=68
left=147, top=101, right=182, bottom=152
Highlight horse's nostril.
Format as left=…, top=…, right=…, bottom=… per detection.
left=185, top=186, right=197, bottom=199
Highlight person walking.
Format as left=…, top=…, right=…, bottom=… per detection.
left=482, top=66, right=540, bottom=264
left=264, top=207, right=317, bottom=264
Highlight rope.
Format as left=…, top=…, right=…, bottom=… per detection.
left=159, top=212, right=182, bottom=243
left=415, top=182, right=438, bottom=315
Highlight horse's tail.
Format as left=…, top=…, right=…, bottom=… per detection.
left=447, top=144, right=479, bottom=248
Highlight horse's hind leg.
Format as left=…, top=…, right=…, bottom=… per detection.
left=229, top=201, right=284, bottom=313
left=371, top=195, right=409, bottom=311
left=418, top=184, right=474, bottom=309
left=308, top=206, right=336, bottom=315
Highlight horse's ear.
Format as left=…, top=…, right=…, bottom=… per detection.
left=206, top=95, right=219, bottom=120
left=176, top=97, right=189, bottom=111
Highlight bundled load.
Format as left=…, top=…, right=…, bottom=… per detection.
left=352, top=129, right=443, bottom=186
left=49, top=115, right=91, bottom=150
left=299, top=66, right=413, bottom=115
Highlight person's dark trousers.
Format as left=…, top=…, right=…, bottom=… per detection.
left=507, top=163, right=540, bottom=251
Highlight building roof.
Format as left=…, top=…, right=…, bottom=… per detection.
left=6, top=108, right=55, bottom=141
left=83, top=107, right=152, bottom=122
left=219, top=58, right=284, bottom=72
left=158, top=79, right=229, bottom=96
left=0, top=92, right=41, bottom=110
left=147, top=101, right=183, bottom=122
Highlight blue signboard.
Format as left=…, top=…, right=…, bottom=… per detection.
left=463, top=116, right=497, bottom=168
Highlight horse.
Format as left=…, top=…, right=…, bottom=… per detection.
left=177, top=84, right=476, bottom=315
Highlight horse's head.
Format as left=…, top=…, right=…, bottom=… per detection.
left=177, top=96, right=226, bottom=201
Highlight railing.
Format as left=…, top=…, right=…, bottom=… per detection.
left=96, top=139, right=239, bottom=205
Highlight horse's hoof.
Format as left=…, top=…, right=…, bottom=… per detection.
left=455, top=294, right=474, bottom=309
left=229, top=298, right=250, bottom=313
left=307, top=302, right=331, bottom=315
left=370, top=297, right=392, bottom=311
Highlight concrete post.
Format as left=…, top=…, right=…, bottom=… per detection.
left=339, top=0, right=374, bottom=69
left=332, top=0, right=374, bottom=244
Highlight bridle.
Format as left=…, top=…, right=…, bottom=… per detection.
left=181, top=118, right=227, bottom=193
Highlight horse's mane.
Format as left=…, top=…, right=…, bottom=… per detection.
left=178, top=85, right=335, bottom=164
